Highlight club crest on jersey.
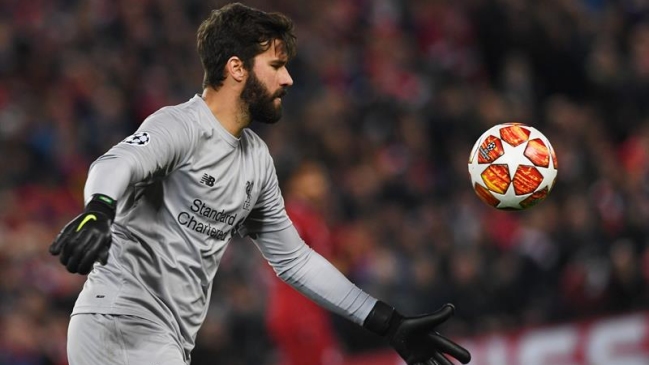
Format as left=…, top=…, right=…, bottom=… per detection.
left=243, top=181, right=254, bottom=210
left=121, top=132, right=150, bottom=146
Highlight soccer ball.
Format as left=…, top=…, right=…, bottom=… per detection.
left=468, top=123, right=558, bottom=210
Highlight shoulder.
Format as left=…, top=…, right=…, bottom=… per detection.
left=146, top=98, right=197, bottom=124
left=140, top=98, right=207, bottom=137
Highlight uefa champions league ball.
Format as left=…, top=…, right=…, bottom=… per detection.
left=468, top=123, right=558, bottom=210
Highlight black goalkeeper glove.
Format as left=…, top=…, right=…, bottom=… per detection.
left=364, top=301, right=471, bottom=365
left=49, top=194, right=116, bottom=275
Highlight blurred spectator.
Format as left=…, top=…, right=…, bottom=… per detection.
left=1, top=0, right=649, bottom=364
left=265, top=161, right=343, bottom=365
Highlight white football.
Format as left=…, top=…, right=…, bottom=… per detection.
left=468, top=123, right=558, bottom=210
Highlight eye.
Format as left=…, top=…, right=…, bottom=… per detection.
left=271, top=61, right=287, bottom=70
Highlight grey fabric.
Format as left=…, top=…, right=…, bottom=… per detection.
left=68, top=313, right=187, bottom=365
left=72, top=95, right=376, bottom=355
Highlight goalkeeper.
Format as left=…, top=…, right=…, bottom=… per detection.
left=49, top=3, right=471, bottom=365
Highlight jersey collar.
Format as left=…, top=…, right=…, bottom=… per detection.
left=193, top=95, right=240, bottom=147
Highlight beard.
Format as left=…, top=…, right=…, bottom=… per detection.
left=240, top=71, right=286, bottom=124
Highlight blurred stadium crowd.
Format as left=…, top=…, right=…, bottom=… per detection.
left=2, top=0, right=649, bottom=364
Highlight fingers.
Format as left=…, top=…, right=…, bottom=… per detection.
left=77, top=234, right=108, bottom=275
left=411, top=304, right=455, bottom=331
left=60, top=230, right=111, bottom=275
left=49, top=237, right=65, bottom=255
left=432, top=352, right=453, bottom=365
left=64, top=230, right=93, bottom=273
left=429, top=333, right=471, bottom=364
left=49, top=222, right=76, bottom=255
left=51, top=212, right=112, bottom=275
left=443, top=303, right=455, bottom=314
left=60, top=230, right=82, bottom=267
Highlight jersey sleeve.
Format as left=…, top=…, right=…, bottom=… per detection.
left=250, top=225, right=377, bottom=324
left=84, top=110, right=196, bottom=202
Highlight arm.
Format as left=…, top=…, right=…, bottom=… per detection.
left=245, top=144, right=471, bottom=365
left=251, top=225, right=375, bottom=324
left=83, top=156, right=132, bottom=204
left=50, top=111, right=195, bottom=274
left=252, top=226, right=471, bottom=365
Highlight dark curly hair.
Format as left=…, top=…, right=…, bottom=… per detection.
left=197, top=3, right=297, bottom=89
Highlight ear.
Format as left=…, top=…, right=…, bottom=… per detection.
left=226, top=56, right=246, bottom=82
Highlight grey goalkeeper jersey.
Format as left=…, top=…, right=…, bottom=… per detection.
left=72, top=95, right=376, bottom=355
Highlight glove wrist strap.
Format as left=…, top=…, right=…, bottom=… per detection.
left=363, top=301, right=402, bottom=337
left=86, top=194, right=117, bottom=221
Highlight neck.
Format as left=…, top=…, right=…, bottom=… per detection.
left=201, top=87, right=250, bottom=138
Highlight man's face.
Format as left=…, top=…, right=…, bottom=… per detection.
left=240, top=40, right=293, bottom=124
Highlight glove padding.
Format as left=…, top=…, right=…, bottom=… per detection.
left=364, top=301, right=471, bottom=365
left=49, top=194, right=116, bottom=275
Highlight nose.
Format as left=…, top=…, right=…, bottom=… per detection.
left=280, top=68, right=293, bottom=87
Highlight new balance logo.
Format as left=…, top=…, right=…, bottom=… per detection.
left=200, top=174, right=215, bottom=187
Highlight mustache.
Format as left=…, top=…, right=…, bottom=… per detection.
left=273, top=89, right=288, bottom=99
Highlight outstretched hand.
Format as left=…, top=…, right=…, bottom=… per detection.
left=364, top=301, right=471, bottom=365
left=388, top=304, right=471, bottom=365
